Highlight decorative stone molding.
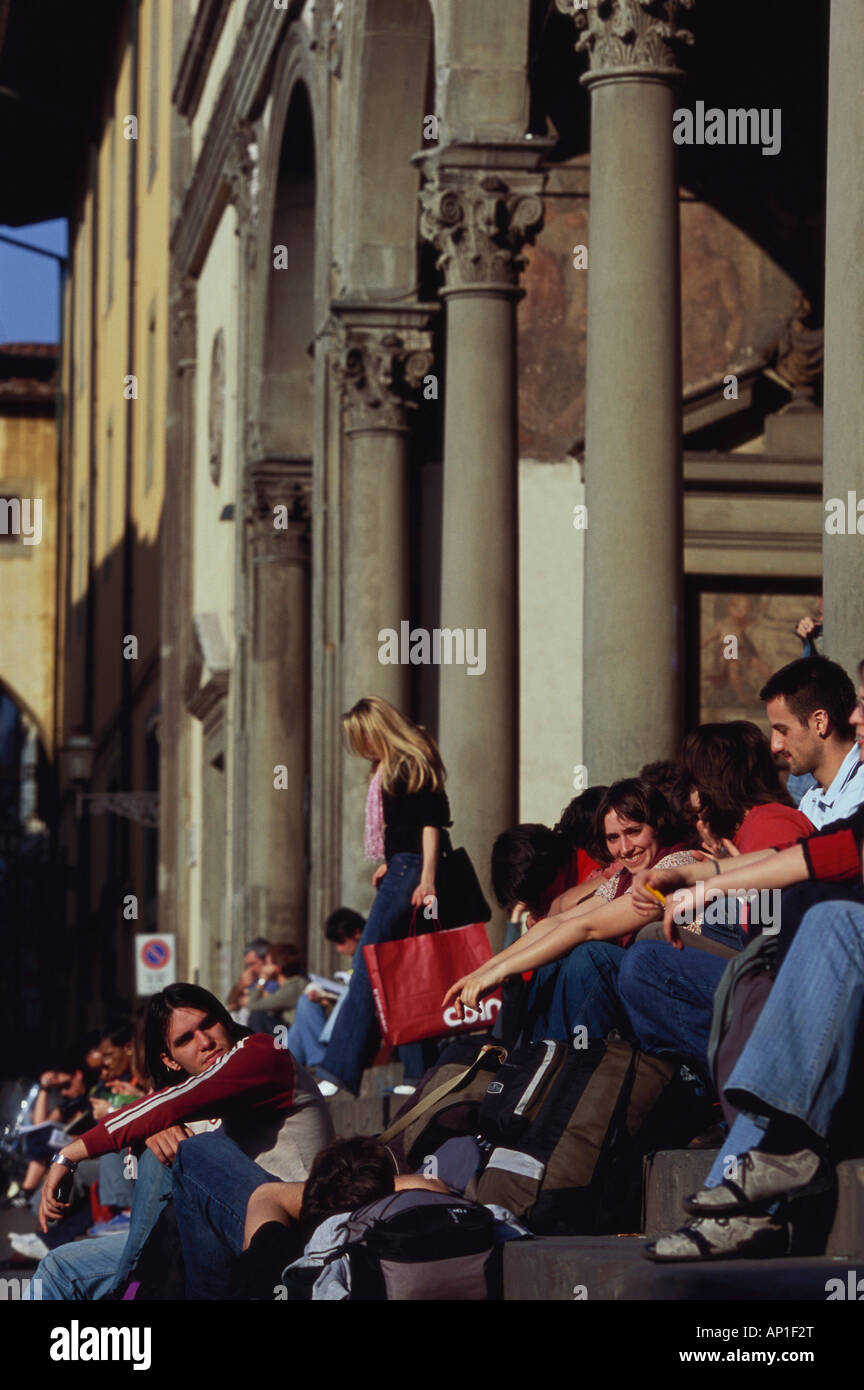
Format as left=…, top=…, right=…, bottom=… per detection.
left=227, top=118, right=259, bottom=226
left=327, top=1, right=345, bottom=78
left=330, top=303, right=437, bottom=434
left=416, top=154, right=546, bottom=292
left=245, top=456, right=313, bottom=559
left=184, top=613, right=231, bottom=723
left=556, top=0, right=695, bottom=79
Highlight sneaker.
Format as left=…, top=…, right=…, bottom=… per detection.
left=392, top=1084, right=417, bottom=1096
left=8, top=1232, right=49, bottom=1260
left=0, top=1191, right=34, bottom=1210
left=684, top=1147, right=831, bottom=1217
left=318, top=1080, right=339, bottom=1097
left=643, top=1211, right=790, bottom=1263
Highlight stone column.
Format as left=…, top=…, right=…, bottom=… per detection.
left=245, top=459, right=312, bottom=950
left=418, top=145, right=546, bottom=934
left=822, top=0, right=864, bottom=677
left=332, top=304, right=436, bottom=911
left=558, top=0, right=694, bottom=781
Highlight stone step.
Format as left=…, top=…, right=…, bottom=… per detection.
left=643, top=1149, right=864, bottom=1259
left=503, top=1234, right=864, bottom=1301
left=328, top=1094, right=392, bottom=1137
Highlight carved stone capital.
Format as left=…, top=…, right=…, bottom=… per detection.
left=330, top=305, right=436, bottom=433
left=419, top=166, right=544, bottom=292
left=227, top=118, right=259, bottom=250
left=556, top=0, right=695, bottom=82
left=245, top=457, right=312, bottom=559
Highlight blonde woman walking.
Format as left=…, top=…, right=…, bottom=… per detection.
left=317, top=697, right=452, bottom=1096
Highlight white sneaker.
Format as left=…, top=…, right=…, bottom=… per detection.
left=392, top=1084, right=417, bottom=1096
left=8, top=1232, right=49, bottom=1260
left=318, top=1080, right=339, bottom=1097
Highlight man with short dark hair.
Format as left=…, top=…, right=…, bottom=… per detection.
left=760, top=656, right=864, bottom=828
left=282, top=909, right=365, bottom=1069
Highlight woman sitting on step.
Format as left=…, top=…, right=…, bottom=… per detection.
left=443, top=778, right=699, bottom=1045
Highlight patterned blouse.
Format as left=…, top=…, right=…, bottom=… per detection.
left=593, top=850, right=703, bottom=933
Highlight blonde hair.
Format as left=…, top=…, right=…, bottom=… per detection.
left=341, top=696, right=446, bottom=794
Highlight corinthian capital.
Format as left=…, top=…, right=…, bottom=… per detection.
left=556, top=0, right=695, bottom=79
left=419, top=168, right=544, bottom=292
left=331, top=313, right=435, bottom=434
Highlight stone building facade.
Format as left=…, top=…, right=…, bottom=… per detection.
left=2, top=0, right=862, bottom=1029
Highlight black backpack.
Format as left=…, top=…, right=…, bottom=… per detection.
left=472, top=1037, right=685, bottom=1235
left=279, top=1190, right=504, bottom=1300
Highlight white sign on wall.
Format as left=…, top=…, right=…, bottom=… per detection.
left=135, top=934, right=176, bottom=996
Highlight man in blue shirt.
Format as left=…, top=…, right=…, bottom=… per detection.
left=761, top=656, right=864, bottom=828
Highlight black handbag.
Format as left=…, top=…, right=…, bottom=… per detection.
left=435, top=839, right=491, bottom=927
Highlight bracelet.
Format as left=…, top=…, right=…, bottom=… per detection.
left=710, top=859, right=721, bottom=875
left=51, top=1153, right=77, bottom=1172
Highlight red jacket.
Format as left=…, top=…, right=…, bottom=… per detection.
left=81, top=1033, right=299, bottom=1159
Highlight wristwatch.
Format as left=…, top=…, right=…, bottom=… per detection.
left=51, top=1152, right=78, bottom=1172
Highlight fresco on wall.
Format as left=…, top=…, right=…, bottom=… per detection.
left=698, top=591, right=821, bottom=731
left=517, top=171, right=800, bottom=462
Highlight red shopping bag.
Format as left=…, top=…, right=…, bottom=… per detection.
left=364, top=918, right=502, bottom=1046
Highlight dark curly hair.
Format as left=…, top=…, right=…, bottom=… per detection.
left=298, top=1137, right=396, bottom=1233
left=593, top=778, right=682, bottom=862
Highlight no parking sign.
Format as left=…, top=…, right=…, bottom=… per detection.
left=135, top=934, right=177, bottom=995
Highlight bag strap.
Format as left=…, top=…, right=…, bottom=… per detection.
left=378, top=1043, right=508, bottom=1144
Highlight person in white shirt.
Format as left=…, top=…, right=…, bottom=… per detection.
left=761, top=656, right=864, bottom=829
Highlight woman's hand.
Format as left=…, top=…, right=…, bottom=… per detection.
left=372, top=863, right=388, bottom=888
left=91, top=1097, right=111, bottom=1120
left=631, top=865, right=690, bottom=916
left=442, top=961, right=507, bottom=1019
left=411, top=882, right=435, bottom=909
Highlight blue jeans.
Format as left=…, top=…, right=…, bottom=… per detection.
left=524, top=941, right=629, bottom=1043
left=283, top=993, right=328, bottom=1068
left=28, top=1147, right=173, bottom=1300
left=617, top=943, right=728, bottom=1081
left=320, top=852, right=426, bottom=1094
left=99, top=1149, right=132, bottom=1208
left=723, top=899, right=864, bottom=1138
left=172, top=1129, right=279, bottom=1300
left=28, top=1231, right=128, bottom=1301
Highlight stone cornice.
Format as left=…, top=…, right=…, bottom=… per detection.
left=415, top=146, right=548, bottom=294
left=172, top=0, right=233, bottom=118
left=555, top=0, right=695, bottom=83
left=330, top=303, right=437, bottom=434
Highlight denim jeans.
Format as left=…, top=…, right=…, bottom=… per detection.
left=171, top=1129, right=279, bottom=1299
left=27, top=1231, right=128, bottom=1301
left=28, top=1147, right=173, bottom=1300
left=617, top=942, right=728, bottom=1082
left=320, top=852, right=426, bottom=1094
left=283, top=993, right=328, bottom=1069
left=524, top=941, right=630, bottom=1043
left=723, top=899, right=864, bottom=1138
